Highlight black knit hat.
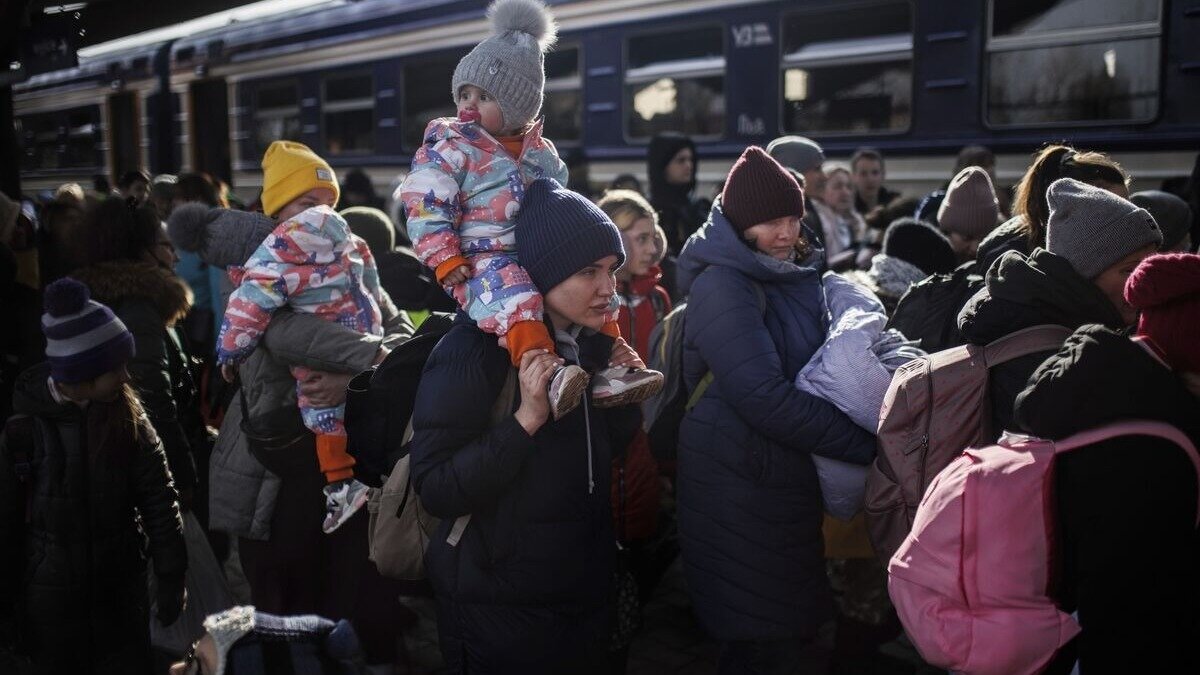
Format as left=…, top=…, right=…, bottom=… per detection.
left=515, top=178, right=626, bottom=293
left=882, top=218, right=958, bottom=275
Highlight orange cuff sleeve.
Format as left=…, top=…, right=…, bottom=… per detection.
left=600, top=321, right=621, bottom=338
left=316, top=434, right=355, bottom=483
left=435, top=255, right=470, bottom=284
left=505, top=320, right=556, bottom=366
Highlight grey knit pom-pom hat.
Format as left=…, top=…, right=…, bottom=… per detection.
left=452, top=0, right=558, bottom=131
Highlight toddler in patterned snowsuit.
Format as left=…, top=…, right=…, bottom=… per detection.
left=402, top=0, right=662, bottom=418
left=218, top=140, right=382, bottom=533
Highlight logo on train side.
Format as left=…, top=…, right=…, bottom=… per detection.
left=731, top=23, right=772, bottom=48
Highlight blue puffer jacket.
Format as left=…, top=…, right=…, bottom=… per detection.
left=410, top=317, right=640, bottom=672
left=675, top=204, right=876, bottom=642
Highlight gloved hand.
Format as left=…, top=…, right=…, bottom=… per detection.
left=156, top=575, right=187, bottom=626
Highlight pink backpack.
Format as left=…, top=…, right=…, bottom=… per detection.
left=888, top=420, right=1200, bottom=675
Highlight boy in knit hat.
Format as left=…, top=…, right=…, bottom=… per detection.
left=1045, top=177, right=1162, bottom=326
left=938, top=166, right=1001, bottom=262
left=219, top=139, right=385, bottom=534
left=401, top=0, right=660, bottom=419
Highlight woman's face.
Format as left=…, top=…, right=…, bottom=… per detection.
left=665, top=148, right=694, bottom=186
left=823, top=170, right=854, bottom=214
left=144, top=224, right=179, bottom=269
left=619, top=217, right=658, bottom=279
left=544, top=255, right=621, bottom=331
left=743, top=216, right=801, bottom=261
left=276, top=187, right=337, bottom=222
left=1094, top=244, right=1158, bottom=326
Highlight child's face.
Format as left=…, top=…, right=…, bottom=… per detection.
left=275, top=187, right=337, bottom=222
left=457, top=85, right=506, bottom=136
left=57, top=366, right=131, bottom=404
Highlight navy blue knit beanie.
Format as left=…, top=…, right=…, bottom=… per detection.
left=516, top=178, right=625, bottom=293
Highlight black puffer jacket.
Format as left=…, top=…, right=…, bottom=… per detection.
left=410, top=319, right=639, bottom=672
left=72, top=261, right=203, bottom=500
left=957, top=248, right=1126, bottom=437
left=1014, top=325, right=1200, bottom=673
left=0, top=363, right=186, bottom=670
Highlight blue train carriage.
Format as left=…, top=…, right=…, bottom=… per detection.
left=14, top=0, right=1200, bottom=202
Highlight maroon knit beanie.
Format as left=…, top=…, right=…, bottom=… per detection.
left=721, top=146, right=805, bottom=232
left=1125, top=253, right=1200, bottom=372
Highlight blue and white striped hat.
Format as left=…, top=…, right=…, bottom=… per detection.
left=42, top=278, right=135, bottom=384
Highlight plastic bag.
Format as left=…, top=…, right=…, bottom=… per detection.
left=149, top=512, right=234, bottom=653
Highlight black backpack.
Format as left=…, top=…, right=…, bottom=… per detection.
left=344, top=312, right=455, bottom=486
left=887, top=262, right=984, bottom=353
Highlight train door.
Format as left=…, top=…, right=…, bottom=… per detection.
left=189, top=77, right=232, bottom=185
left=106, top=91, right=141, bottom=180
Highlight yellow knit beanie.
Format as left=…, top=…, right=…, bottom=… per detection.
left=260, top=141, right=340, bottom=217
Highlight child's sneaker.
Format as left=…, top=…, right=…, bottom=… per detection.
left=592, top=366, right=664, bottom=408
left=322, top=478, right=370, bottom=534
left=549, top=365, right=590, bottom=420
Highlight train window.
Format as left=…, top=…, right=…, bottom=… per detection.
left=403, top=50, right=468, bottom=150
left=17, top=106, right=102, bottom=172
left=624, top=25, right=725, bottom=140
left=543, top=45, right=582, bottom=143
left=323, top=73, right=375, bottom=154
left=779, top=3, right=912, bottom=135
left=985, top=1, right=1162, bottom=126
left=251, top=80, right=301, bottom=159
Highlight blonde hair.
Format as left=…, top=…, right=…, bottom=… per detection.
left=597, top=189, right=657, bottom=232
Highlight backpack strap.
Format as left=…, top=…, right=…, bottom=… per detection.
left=1051, top=419, right=1200, bottom=526
left=982, top=324, right=1073, bottom=367
left=445, top=366, right=517, bottom=548
left=4, top=414, right=36, bottom=524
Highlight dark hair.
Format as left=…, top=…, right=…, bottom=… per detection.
left=117, top=169, right=151, bottom=190
left=954, top=145, right=995, bottom=175
left=175, top=173, right=225, bottom=207
left=609, top=173, right=644, bottom=195
left=1013, top=144, right=1128, bottom=246
left=865, top=195, right=922, bottom=232
left=850, top=147, right=884, bottom=171
left=80, top=197, right=162, bottom=265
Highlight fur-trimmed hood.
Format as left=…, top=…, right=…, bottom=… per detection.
left=72, top=260, right=193, bottom=327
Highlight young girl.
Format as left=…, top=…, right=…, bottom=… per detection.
left=217, top=140, right=384, bottom=534
left=0, top=278, right=186, bottom=673
left=402, top=0, right=661, bottom=420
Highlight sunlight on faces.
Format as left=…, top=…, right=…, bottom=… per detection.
left=275, top=187, right=337, bottom=222
left=743, top=216, right=801, bottom=261
left=56, top=366, right=131, bottom=404
left=823, top=170, right=855, bottom=216
left=619, top=217, right=658, bottom=279
left=1094, top=244, right=1158, bottom=326
left=457, top=84, right=507, bottom=136
left=544, top=255, right=622, bottom=332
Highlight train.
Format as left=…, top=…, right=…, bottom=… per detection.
left=13, top=0, right=1200, bottom=203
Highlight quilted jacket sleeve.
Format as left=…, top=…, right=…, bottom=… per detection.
left=131, top=415, right=187, bottom=583
left=689, top=268, right=875, bottom=465
left=0, top=428, right=21, bottom=633
left=410, top=330, right=537, bottom=518
left=402, top=121, right=469, bottom=278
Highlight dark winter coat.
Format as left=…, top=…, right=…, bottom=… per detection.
left=957, top=248, right=1126, bottom=438
left=674, top=203, right=876, bottom=641
left=410, top=318, right=640, bottom=672
left=375, top=247, right=457, bottom=315
left=1014, top=325, right=1200, bottom=674
left=975, top=215, right=1034, bottom=273
left=72, top=261, right=203, bottom=500
left=647, top=134, right=709, bottom=255
left=0, top=363, right=186, bottom=673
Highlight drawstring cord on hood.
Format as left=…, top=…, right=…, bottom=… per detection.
left=555, top=326, right=595, bottom=495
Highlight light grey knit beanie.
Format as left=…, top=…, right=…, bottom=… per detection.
left=1045, top=178, right=1162, bottom=279
left=766, top=136, right=826, bottom=173
left=452, top=0, right=558, bottom=131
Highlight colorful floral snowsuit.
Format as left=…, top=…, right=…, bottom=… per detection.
left=217, top=205, right=383, bottom=435
left=402, top=117, right=617, bottom=335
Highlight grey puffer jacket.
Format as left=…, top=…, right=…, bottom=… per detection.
left=178, top=205, right=415, bottom=540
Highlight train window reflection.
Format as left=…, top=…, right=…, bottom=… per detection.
left=252, top=80, right=301, bottom=159
left=543, top=46, right=581, bottom=143
left=323, top=73, right=374, bottom=154
left=17, top=106, right=102, bottom=172
left=985, top=1, right=1161, bottom=126
left=404, top=51, right=466, bottom=150
left=779, top=3, right=912, bottom=135
left=624, top=26, right=725, bottom=139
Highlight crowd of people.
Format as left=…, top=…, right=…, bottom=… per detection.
left=3, top=1, right=1200, bottom=674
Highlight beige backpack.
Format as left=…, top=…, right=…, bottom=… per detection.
left=864, top=324, right=1071, bottom=567
left=367, top=368, right=517, bottom=580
